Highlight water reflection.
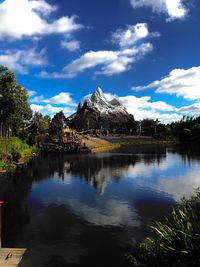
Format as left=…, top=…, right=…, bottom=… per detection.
left=0, top=145, right=200, bottom=266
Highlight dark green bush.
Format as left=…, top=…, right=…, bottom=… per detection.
left=179, top=128, right=191, bottom=142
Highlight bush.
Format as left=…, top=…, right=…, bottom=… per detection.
left=192, top=124, right=200, bottom=142
left=11, top=148, right=21, bottom=162
left=127, top=188, right=200, bottom=267
left=179, top=128, right=191, bottom=142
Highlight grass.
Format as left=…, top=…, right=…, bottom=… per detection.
left=91, top=143, right=121, bottom=152
left=0, top=137, right=38, bottom=172
left=126, top=188, right=200, bottom=267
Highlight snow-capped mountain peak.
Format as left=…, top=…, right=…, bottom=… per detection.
left=90, top=87, right=108, bottom=106
left=79, top=87, right=129, bottom=116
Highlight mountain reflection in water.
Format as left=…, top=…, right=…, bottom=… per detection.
left=0, top=144, right=200, bottom=266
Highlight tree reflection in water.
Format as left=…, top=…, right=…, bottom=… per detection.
left=0, top=144, right=200, bottom=266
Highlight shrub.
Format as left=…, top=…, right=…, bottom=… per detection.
left=179, top=128, right=191, bottom=142
left=127, top=188, right=200, bottom=267
left=192, top=124, right=200, bottom=142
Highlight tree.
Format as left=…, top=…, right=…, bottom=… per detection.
left=32, top=112, right=50, bottom=134
left=141, top=119, right=157, bottom=136
left=192, top=124, right=200, bottom=142
left=179, top=128, right=191, bottom=142
left=49, top=111, right=65, bottom=141
left=0, top=66, right=32, bottom=136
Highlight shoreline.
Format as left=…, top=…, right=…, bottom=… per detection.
left=81, top=135, right=173, bottom=152
left=0, top=135, right=173, bottom=174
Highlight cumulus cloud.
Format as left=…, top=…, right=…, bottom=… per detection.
left=30, top=92, right=77, bottom=116
left=39, top=43, right=153, bottom=78
left=38, top=22, right=157, bottom=78
left=30, top=103, right=44, bottom=112
left=130, top=0, right=188, bottom=21
left=0, top=0, right=83, bottom=40
left=132, top=66, right=200, bottom=101
left=0, top=48, right=47, bottom=74
left=111, top=23, right=150, bottom=48
left=42, top=92, right=76, bottom=106
left=30, top=103, right=75, bottom=116
left=118, top=95, right=182, bottom=123
left=61, top=40, right=80, bottom=52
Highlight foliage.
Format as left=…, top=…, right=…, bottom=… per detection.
left=0, top=137, right=38, bottom=172
left=127, top=188, right=200, bottom=267
left=179, top=128, right=192, bottom=142
left=192, top=124, right=200, bottom=142
left=0, top=137, right=37, bottom=157
left=32, top=112, right=51, bottom=134
left=169, top=116, right=200, bottom=142
left=49, top=111, right=65, bottom=141
left=0, top=66, right=32, bottom=136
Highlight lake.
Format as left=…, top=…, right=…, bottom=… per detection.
left=0, top=144, right=200, bottom=266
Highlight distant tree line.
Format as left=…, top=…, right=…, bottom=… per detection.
left=1, top=66, right=200, bottom=144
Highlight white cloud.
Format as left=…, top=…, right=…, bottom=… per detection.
left=30, top=91, right=77, bottom=117
left=27, top=90, right=37, bottom=97
left=118, top=95, right=181, bottom=123
left=30, top=103, right=44, bottom=112
left=130, top=0, right=188, bottom=21
left=178, top=103, right=200, bottom=116
left=42, top=92, right=76, bottom=106
left=0, top=48, right=47, bottom=74
left=132, top=66, right=200, bottom=101
left=0, top=0, right=83, bottom=40
left=30, top=103, right=75, bottom=116
left=30, top=95, right=45, bottom=103
left=111, top=23, right=150, bottom=48
left=61, top=40, right=80, bottom=51
left=39, top=43, right=153, bottom=78
left=39, top=23, right=157, bottom=78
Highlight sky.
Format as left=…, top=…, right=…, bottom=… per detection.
left=0, top=0, right=200, bottom=123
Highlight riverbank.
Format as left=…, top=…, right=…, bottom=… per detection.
left=0, top=137, right=39, bottom=173
left=127, top=188, right=200, bottom=266
left=0, top=135, right=172, bottom=172
left=81, top=135, right=173, bottom=152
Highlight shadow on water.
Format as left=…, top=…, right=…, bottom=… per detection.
left=168, top=143, right=200, bottom=163
left=0, top=144, right=200, bottom=266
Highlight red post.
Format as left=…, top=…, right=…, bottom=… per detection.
left=0, top=200, right=5, bottom=248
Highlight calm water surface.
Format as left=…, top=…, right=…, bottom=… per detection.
left=0, top=145, right=200, bottom=266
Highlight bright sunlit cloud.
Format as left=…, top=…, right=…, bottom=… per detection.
left=0, top=0, right=83, bottom=40
left=130, top=0, right=188, bottom=21
left=38, top=23, right=156, bottom=78
left=132, top=66, right=200, bottom=101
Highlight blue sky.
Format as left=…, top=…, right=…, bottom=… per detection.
left=0, top=0, right=200, bottom=123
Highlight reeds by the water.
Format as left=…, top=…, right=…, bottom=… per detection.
left=127, top=188, right=200, bottom=267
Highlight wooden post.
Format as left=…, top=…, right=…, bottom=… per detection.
left=0, top=200, right=5, bottom=248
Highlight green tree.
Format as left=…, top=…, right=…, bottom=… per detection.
left=0, top=66, right=32, bottom=136
left=49, top=111, right=65, bottom=141
left=32, top=112, right=50, bottom=134
left=192, top=124, right=200, bottom=142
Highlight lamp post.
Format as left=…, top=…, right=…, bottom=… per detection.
left=0, top=200, right=5, bottom=248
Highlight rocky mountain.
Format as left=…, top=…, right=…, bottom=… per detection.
left=78, top=87, right=129, bottom=117
left=68, top=87, right=135, bottom=132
